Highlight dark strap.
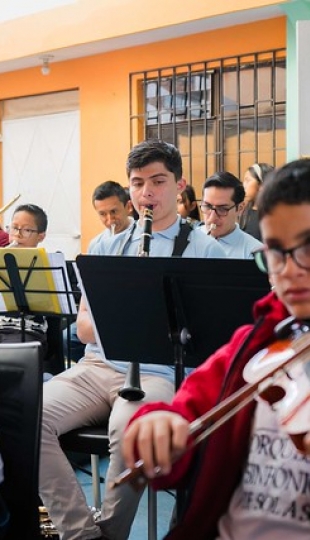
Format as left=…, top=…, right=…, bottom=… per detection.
left=172, top=220, right=193, bottom=257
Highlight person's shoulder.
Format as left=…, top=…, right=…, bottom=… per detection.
left=239, top=227, right=263, bottom=249
left=189, top=225, right=226, bottom=258
left=88, top=229, right=110, bottom=254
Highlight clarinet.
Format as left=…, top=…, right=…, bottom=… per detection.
left=137, top=205, right=153, bottom=257
left=118, top=205, right=154, bottom=401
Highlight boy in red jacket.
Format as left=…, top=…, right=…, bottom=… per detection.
left=123, top=158, right=310, bottom=540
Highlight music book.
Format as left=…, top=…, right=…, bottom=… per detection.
left=0, top=248, right=77, bottom=315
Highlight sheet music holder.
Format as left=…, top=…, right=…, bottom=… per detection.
left=0, top=248, right=77, bottom=316
left=76, top=255, right=270, bottom=379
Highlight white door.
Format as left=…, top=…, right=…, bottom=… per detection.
left=2, top=110, right=80, bottom=260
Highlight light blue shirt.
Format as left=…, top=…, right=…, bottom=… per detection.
left=199, top=223, right=263, bottom=259
left=88, top=217, right=134, bottom=253
left=85, top=216, right=226, bottom=384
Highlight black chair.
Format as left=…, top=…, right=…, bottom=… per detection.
left=59, top=425, right=109, bottom=509
left=59, top=425, right=158, bottom=540
left=0, top=341, right=43, bottom=540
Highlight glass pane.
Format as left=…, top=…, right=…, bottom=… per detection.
left=223, top=71, right=238, bottom=117
left=240, top=69, right=254, bottom=107
left=188, top=90, right=202, bottom=118
left=275, top=65, right=286, bottom=105
left=240, top=118, right=255, bottom=151
left=146, top=81, right=158, bottom=98
left=159, top=78, right=171, bottom=96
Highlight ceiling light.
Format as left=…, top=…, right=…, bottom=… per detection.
left=40, top=55, right=54, bottom=76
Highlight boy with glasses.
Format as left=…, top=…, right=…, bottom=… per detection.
left=0, top=204, right=48, bottom=347
left=123, top=158, right=310, bottom=540
left=7, top=203, right=47, bottom=247
left=200, top=171, right=263, bottom=258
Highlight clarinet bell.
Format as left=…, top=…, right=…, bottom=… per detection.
left=118, top=363, right=145, bottom=401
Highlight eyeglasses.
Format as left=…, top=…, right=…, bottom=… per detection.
left=199, top=202, right=236, bottom=217
left=7, top=226, right=39, bottom=239
left=253, top=240, right=310, bottom=274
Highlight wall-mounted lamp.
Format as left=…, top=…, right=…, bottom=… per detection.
left=40, top=55, right=54, bottom=76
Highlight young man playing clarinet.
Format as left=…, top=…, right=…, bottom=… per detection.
left=39, top=139, right=226, bottom=540
left=123, top=158, right=310, bottom=540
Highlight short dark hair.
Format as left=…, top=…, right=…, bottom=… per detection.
left=92, top=181, right=130, bottom=206
left=257, top=158, right=310, bottom=220
left=13, top=204, right=48, bottom=232
left=202, top=171, right=245, bottom=205
left=126, top=139, right=183, bottom=181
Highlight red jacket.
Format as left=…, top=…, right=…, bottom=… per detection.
left=131, top=292, right=290, bottom=539
left=0, top=229, right=9, bottom=247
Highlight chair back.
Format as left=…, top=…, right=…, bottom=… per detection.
left=0, top=341, right=43, bottom=540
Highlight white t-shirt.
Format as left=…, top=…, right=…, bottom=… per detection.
left=217, top=399, right=310, bottom=539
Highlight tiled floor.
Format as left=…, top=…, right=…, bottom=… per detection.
left=75, top=456, right=176, bottom=540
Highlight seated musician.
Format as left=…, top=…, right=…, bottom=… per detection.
left=123, top=158, right=310, bottom=540
left=0, top=204, right=48, bottom=353
left=39, top=139, right=226, bottom=540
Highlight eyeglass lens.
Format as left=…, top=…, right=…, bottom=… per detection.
left=254, top=243, right=310, bottom=274
left=8, top=226, right=36, bottom=238
left=200, top=203, right=235, bottom=217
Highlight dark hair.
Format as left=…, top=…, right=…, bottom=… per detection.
left=257, top=158, right=310, bottom=220
left=202, top=171, right=245, bottom=205
left=13, top=204, right=48, bottom=232
left=246, top=163, right=274, bottom=184
left=92, top=181, right=130, bottom=206
left=126, top=139, right=183, bottom=181
left=180, top=185, right=200, bottom=220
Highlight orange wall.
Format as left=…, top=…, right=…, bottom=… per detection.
left=0, top=17, right=285, bottom=250
left=0, top=0, right=288, bottom=62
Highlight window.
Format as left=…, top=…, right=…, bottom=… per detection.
left=145, top=72, right=212, bottom=125
left=130, top=49, right=286, bottom=191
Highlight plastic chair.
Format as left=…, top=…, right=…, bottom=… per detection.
left=59, top=425, right=158, bottom=540
left=0, top=341, right=43, bottom=540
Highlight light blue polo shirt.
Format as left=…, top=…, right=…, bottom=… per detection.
left=199, top=223, right=263, bottom=259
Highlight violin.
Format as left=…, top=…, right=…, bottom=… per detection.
left=112, top=316, right=310, bottom=489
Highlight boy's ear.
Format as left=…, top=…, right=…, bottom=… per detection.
left=177, top=178, right=186, bottom=193
left=237, top=201, right=245, bottom=216
left=37, top=231, right=46, bottom=244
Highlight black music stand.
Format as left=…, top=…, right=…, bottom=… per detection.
left=0, top=252, right=77, bottom=372
left=76, top=255, right=270, bottom=523
left=76, top=255, right=270, bottom=384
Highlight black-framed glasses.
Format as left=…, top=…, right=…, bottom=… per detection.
left=253, top=240, right=310, bottom=274
left=199, top=202, right=236, bottom=217
left=7, top=226, right=39, bottom=239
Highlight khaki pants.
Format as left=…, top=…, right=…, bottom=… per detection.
left=40, top=355, right=174, bottom=540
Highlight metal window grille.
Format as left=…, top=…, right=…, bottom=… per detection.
left=129, top=48, right=286, bottom=187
